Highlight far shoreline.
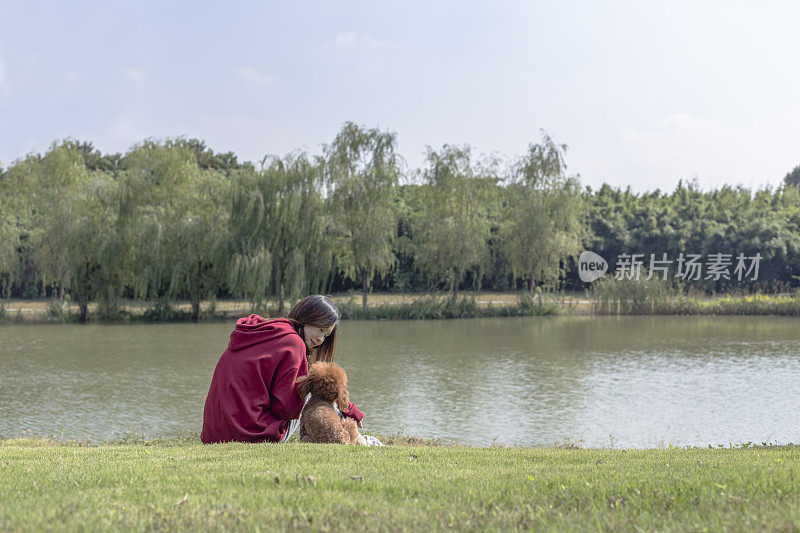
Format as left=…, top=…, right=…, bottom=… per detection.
left=1, top=290, right=799, bottom=324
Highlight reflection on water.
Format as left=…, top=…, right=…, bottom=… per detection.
left=1, top=316, right=799, bottom=448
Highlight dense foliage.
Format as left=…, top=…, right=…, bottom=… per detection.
left=1, top=126, right=798, bottom=321
left=583, top=181, right=800, bottom=293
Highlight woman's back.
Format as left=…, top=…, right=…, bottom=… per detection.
left=200, top=315, right=309, bottom=444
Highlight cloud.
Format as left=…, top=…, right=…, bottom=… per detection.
left=619, top=113, right=731, bottom=145
left=107, top=112, right=148, bottom=145
left=0, top=46, right=7, bottom=96
left=611, top=112, right=778, bottom=191
left=188, top=112, right=284, bottom=164
left=235, top=67, right=274, bottom=88
left=334, top=31, right=395, bottom=50
left=334, top=31, right=358, bottom=48
left=66, top=72, right=78, bottom=83
left=124, top=68, right=145, bottom=84
left=568, top=151, right=620, bottom=183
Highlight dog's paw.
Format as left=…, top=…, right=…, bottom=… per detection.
left=355, top=434, right=367, bottom=446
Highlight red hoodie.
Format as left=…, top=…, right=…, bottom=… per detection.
left=200, top=315, right=364, bottom=444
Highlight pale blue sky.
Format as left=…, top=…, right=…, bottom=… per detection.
left=1, top=0, right=798, bottom=192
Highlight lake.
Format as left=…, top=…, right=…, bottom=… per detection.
left=1, top=315, right=798, bottom=448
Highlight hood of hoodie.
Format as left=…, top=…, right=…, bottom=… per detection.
left=228, top=315, right=303, bottom=352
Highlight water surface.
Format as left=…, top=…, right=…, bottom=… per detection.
left=1, top=316, right=798, bottom=447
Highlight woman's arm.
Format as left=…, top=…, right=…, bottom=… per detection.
left=340, top=401, right=364, bottom=424
left=268, top=344, right=307, bottom=421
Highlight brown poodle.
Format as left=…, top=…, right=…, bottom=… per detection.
left=295, top=362, right=366, bottom=445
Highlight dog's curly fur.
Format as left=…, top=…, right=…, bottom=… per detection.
left=295, top=362, right=361, bottom=444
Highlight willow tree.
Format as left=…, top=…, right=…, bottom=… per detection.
left=23, top=145, right=84, bottom=302
left=227, top=165, right=273, bottom=312
left=56, top=173, right=120, bottom=322
left=0, top=159, right=32, bottom=298
left=230, top=151, right=329, bottom=314
left=324, top=122, right=401, bottom=308
left=171, top=169, right=230, bottom=321
left=123, top=140, right=230, bottom=321
left=411, top=145, right=493, bottom=303
left=0, top=199, right=18, bottom=298
left=16, top=142, right=121, bottom=321
left=501, top=133, right=586, bottom=291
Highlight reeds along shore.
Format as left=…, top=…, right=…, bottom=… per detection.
left=0, top=293, right=561, bottom=323
left=1, top=290, right=800, bottom=323
left=590, top=277, right=800, bottom=316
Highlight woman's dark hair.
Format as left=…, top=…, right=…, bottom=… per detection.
left=283, top=294, right=341, bottom=363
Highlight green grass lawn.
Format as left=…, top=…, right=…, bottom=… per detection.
left=2, top=438, right=800, bottom=531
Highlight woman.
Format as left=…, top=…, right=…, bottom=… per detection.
left=200, top=294, right=364, bottom=444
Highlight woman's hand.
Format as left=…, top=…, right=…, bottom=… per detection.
left=357, top=417, right=364, bottom=428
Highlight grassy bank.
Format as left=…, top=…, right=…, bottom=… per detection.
left=0, top=291, right=565, bottom=324
left=592, top=294, right=800, bottom=316
left=655, top=293, right=800, bottom=316
left=1, top=437, right=799, bottom=531
left=335, top=292, right=561, bottom=320
left=3, top=289, right=800, bottom=324
left=590, top=277, right=800, bottom=316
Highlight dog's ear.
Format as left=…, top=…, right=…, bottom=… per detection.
left=295, top=374, right=312, bottom=399
left=337, top=384, right=349, bottom=412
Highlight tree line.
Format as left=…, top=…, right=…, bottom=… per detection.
left=1, top=122, right=799, bottom=321
left=584, top=180, right=800, bottom=293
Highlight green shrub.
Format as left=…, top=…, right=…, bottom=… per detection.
left=337, top=292, right=558, bottom=320
left=140, top=301, right=194, bottom=322
left=590, top=275, right=682, bottom=315
left=46, top=298, right=75, bottom=323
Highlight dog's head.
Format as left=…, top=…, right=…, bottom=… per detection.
left=295, top=361, right=349, bottom=408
